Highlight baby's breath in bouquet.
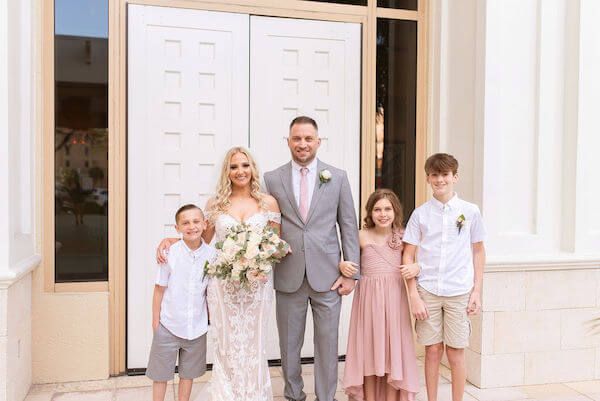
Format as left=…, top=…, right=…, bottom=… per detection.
left=205, top=223, right=289, bottom=287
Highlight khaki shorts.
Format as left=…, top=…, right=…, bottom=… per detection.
left=146, top=324, right=207, bottom=382
left=415, top=285, right=471, bottom=349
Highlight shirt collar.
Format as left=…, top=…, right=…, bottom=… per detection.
left=181, top=239, right=206, bottom=256
left=430, top=192, right=460, bottom=210
left=291, top=158, right=318, bottom=173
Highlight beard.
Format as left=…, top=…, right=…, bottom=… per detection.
left=291, top=149, right=316, bottom=165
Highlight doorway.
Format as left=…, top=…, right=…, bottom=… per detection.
left=127, top=4, right=361, bottom=370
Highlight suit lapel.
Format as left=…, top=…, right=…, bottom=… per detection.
left=279, top=162, right=304, bottom=224
left=305, top=160, right=327, bottom=225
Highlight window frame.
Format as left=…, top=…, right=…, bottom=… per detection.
left=41, top=0, right=110, bottom=292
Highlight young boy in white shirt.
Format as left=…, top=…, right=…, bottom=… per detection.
left=402, top=153, right=487, bottom=401
left=146, top=204, right=216, bottom=401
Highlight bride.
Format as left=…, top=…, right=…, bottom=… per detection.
left=156, top=146, right=284, bottom=401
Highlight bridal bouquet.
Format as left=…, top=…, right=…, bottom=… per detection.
left=205, top=223, right=290, bottom=286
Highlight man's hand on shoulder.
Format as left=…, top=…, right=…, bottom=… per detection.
left=331, top=275, right=356, bottom=295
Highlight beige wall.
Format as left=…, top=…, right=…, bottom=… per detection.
left=31, top=265, right=109, bottom=383
left=7, top=274, right=33, bottom=401
left=466, top=268, right=600, bottom=388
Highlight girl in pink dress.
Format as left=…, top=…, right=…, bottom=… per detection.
left=341, top=189, right=420, bottom=401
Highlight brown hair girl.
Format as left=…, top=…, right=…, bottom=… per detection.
left=363, top=188, right=404, bottom=249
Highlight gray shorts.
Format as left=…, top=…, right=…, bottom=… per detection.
left=146, top=324, right=207, bottom=382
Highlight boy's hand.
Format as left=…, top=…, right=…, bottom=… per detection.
left=152, top=319, right=159, bottom=332
left=468, top=290, right=481, bottom=315
left=400, top=263, right=420, bottom=280
left=339, top=261, right=358, bottom=278
left=410, top=294, right=429, bottom=320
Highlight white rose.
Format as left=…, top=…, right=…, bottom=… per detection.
left=259, top=261, right=272, bottom=274
left=221, top=240, right=238, bottom=262
left=245, top=244, right=259, bottom=260
left=232, top=259, right=246, bottom=280
left=237, top=232, right=248, bottom=244
left=248, top=232, right=261, bottom=247
left=320, top=169, right=332, bottom=180
left=215, top=254, right=227, bottom=265
left=223, top=237, right=235, bottom=250
left=262, top=243, right=277, bottom=255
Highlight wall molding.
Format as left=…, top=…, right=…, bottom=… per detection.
left=486, top=254, right=600, bottom=272
left=0, top=253, right=41, bottom=287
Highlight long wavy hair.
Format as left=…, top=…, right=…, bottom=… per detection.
left=363, top=188, right=404, bottom=249
left=207, top=146, right=264, bottom=222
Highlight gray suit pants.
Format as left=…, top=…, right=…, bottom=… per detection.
left=276, top=277, right=342, bottom=401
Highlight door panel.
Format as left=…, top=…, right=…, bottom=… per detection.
left=127, top=4, right=249, bottom=369
left=128, top=6, right=361, bottom=369
left=249, top=16, right=361, bottom=359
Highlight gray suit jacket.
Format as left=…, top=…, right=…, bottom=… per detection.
left=263, top=159, right=360, bottom=293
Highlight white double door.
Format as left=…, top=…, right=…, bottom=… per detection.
left=127, top=5, right=361, bottom=370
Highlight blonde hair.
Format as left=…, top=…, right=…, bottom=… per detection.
left=208, top=147, right=264, bottom=222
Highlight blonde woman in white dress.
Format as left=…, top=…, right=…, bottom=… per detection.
left=156, top=147, right=285, bottom=401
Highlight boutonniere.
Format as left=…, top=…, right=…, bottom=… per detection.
left=319, top=169, right=331, bottom=188
left=456, top=214, right=466, bottom=234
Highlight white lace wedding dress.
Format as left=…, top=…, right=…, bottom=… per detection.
left=206, top=210, right=281, bottom=401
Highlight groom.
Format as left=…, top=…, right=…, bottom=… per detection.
left=264, top=116, right=360, bottom=401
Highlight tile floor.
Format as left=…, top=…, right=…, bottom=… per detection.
left=24, top=359, right=600, bottom=401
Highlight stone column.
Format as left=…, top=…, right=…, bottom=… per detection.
left=432, top=0, right=600, bottom=388
left=0, top=0, right=40, bottom=400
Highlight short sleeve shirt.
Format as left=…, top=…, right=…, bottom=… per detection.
left=156, top=240, right=216, bottom=340
left=402, top=193, right=487, bottom=296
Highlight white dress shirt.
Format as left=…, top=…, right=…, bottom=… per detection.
left=402, top=193, right=487, bottom=297
left=291, top=158, right=318, bottom=210
left=156, top=240, right=216, bottom=340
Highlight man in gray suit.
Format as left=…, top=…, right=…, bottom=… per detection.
left=263, top=116, right=360, bottom=401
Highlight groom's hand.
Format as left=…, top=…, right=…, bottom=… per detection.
left=331, top=276, right=356, bottom=295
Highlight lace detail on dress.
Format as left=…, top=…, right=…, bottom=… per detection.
left=267, top=211, right=281, bottom=224
left=207, top=211, right=274, bottom=401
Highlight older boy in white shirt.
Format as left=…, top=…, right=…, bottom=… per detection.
left=402, top=153, right=487, bottom=401
left=146, top=204, right=216, bottom=401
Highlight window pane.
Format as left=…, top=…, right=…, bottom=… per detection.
left=54, top=0, right=109, bottom=282
left=377, top=0, right=417, bottom=10
left=306, top=0, right=367, bottom=5
left=375, top=19, right=417, bottom=223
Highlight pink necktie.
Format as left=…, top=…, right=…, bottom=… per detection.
left=299, top=167, right=309, bottom=221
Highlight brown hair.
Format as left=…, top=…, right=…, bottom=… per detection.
left=424, top=153, right=459, bottom=175
left=363, top=189, right=404, bottom=229
left=175, top=204, right=204, bottom=224
left=289, top=116, right=318, bottom=132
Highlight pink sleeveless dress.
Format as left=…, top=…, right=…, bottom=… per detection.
left=342, top=232, right=419, bottom=401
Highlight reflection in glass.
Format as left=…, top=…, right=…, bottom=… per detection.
left=376, top=19, right=417, bottom=223
left=54, top=0, right=108, bottom=282
left=307, top=0, right=367, bottom=5
left=377, top=0, right=417, bottom=10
